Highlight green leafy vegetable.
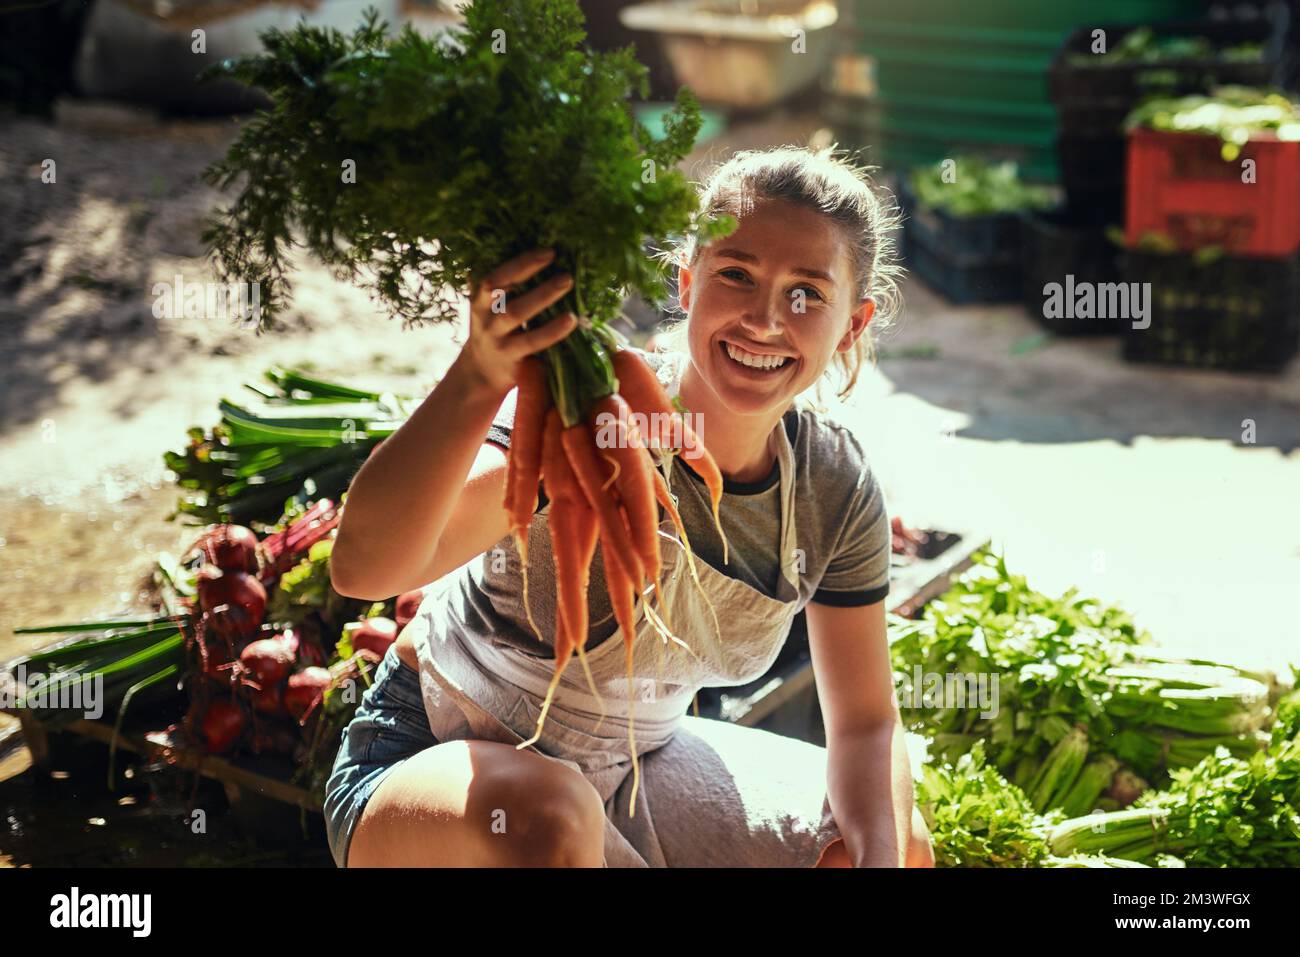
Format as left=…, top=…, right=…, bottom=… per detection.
left=890, top=552, right=1276, bottom=813
left=202, top=0, right=734, bottom=427
left=917, top=741, right=1055, bottom=867
left=1125, top=86, right=1300, bottom=161
left=907, top=156, right=1053, bottom=217
left=1050, top=733, right=1300, bottom=867
left=1067, top=27, right=1264, bottom=67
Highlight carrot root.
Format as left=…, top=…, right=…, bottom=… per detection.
left=516, top=662, right=566, bottom=751
left=514, top=529, right=547, bottom=648
left=625, top=643, right=640, bottom=819
left=651, top=464, right=722, bottom=651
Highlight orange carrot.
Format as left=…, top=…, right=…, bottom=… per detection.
left=612, top=349, right=729, bottom=564
left=611, top=348, right=679, bottom=449
left=544, top=495, right=598, bottom=673
left=504, top=358, right=551, bottom=647
left=560, top=422, right=646, bottom=588
left=672, top=416, right=729, bottom=564
left=592, top=394, right=661, bottom=587
left=503, top=357, right=550, bottom=561
left=519, top=408, right=603, bottom=749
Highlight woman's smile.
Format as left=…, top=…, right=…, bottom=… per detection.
left=719, top=339, right=799, bottom=380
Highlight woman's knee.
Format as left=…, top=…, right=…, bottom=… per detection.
left=350, top=740, right=605, bottom=867
left=509, top=767, right=607, bottom=867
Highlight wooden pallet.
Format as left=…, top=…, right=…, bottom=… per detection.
left=2, top=696, right=321, bottom=812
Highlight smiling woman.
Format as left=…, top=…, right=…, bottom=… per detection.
left=325, top=144, right=932, bottom=868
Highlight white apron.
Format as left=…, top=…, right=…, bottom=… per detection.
left=409, top=402, right=844, bottom=867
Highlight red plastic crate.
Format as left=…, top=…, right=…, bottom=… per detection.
left=1125, top=127, right=1300, bottom=258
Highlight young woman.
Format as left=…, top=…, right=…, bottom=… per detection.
left=324, top=146, right=935, bottom=868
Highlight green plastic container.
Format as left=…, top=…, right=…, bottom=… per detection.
left=851, top=0, right=1207, bottom=32
left=824, top=94, right=1060, bottom=181
left=844, top=0, right=1210, bottom=182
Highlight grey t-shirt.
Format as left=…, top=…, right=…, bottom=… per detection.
left=462, top=348, right=891, bottom=656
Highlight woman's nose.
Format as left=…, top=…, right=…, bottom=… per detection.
left=740, top=289, right=790, bottom=337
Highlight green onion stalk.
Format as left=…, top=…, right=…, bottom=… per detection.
left=9, top=617, right=189, bottom=782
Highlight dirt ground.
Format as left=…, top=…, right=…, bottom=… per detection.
left=2, top=103, right=1298, bottom=866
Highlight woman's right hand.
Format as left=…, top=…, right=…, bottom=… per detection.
left=456, top=247, right=579, bottom=397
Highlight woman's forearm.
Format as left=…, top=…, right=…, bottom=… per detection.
left=330, top=353, right=509, bottom=599
left=826, top=719, right=915, bottom=867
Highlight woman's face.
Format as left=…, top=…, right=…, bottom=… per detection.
left=678, top=196, right=874, bottom=419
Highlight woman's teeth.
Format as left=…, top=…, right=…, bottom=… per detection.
left=725, top=342, right=789, bottom=370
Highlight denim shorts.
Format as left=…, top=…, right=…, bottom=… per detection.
left=323, top=647, right=439, bottom=867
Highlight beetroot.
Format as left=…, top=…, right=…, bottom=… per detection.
left=239, top=631, right=298, bottom=688
left=295, top=634, right=327, bottom=668
left=197, top=567, right=267, bottom=640
left=199, top=698, right=247, bottom=754
left=284, top=667, right=332, bottom=722
left=349, top=617, right=398, bottom=659
left=249, top=680, right=286, bottom=717
left=198, top=636, right=238, bottom=689
left=249, top=724, right=300, bottom=756
left=196, top=524, right=260, bottom=574
left=394, top=589, right=425, bottom=630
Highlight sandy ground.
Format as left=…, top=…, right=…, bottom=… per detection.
left=1, top=103, right=1298, bottom=864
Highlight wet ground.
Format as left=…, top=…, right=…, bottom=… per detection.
left=2, top=105, right=1298, bottom=867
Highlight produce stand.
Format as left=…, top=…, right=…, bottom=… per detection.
left=3, top=526, right=986, bottom=814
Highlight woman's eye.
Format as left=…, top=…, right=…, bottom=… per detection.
left=793, top=284, right=825, bottom=302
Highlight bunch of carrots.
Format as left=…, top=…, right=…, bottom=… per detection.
left=504, top=340, right=726, bottom=812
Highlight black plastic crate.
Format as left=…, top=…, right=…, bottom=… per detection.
left=1056, top=131, right=1128, bottom=223
left=1119, top=249, right=1300, bottom=371
left=1021, top=208, right=1124, bottom=335
left=904, top=235, right=1023, bottom=305
left=1050, top=13, right=1291, bottom=137
left=897, top=176, right=1024, bottom=266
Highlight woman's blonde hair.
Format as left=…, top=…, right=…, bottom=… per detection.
left=657, top=144, right=902, bottom=401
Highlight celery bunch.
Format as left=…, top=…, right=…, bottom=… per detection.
left=917, top=741, right=1146, bottom=868
left=891, top=553, right=1278, bottom=815
left=1049, top=732, right=1300, bottom=867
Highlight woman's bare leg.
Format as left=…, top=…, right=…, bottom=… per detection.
left=347, top=738, right=607, bottom=867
